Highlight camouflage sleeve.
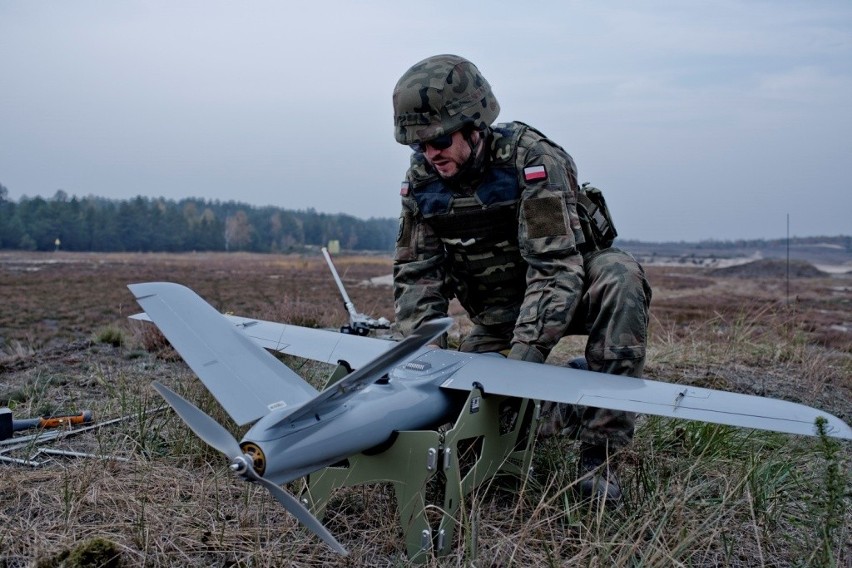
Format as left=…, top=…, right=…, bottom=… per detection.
left=509, top=141, right=586, bottom=362
left=391, top=195, right=450, bottom=338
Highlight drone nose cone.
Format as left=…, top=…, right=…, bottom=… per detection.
left=240, top=441, right=267, bottom=476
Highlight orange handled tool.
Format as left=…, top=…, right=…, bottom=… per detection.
left=35, top=411, right=94, bottom=429
left=0, top=409, right=94, bottom=439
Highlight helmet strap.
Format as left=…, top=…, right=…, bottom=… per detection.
left=447, top=127, right=489, bottom=191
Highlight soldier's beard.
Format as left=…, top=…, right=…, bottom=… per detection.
left=443, top=130, right=489, bottom=193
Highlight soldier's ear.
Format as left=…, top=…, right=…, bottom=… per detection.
left=460, top=124, right=478, bottom=144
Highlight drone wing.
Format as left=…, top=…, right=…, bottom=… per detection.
left=438, top=354, right=852, bottom=440
left=131, top=311, right=394, bottom=369
left=129, top=282, right=319, bottom=426
left=224, top=315, right=394, bottom=368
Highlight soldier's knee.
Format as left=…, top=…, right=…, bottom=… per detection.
left=586, top=249, right=643, bottom=286
left=599, top=253, right=649, bottom=312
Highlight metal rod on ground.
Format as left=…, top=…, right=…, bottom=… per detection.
left=36, top=448, right=132, bottom=462
left=0, top=453, right=43, bottom=467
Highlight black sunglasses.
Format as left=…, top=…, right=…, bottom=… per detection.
left=409, top=133, right=455, bottom=153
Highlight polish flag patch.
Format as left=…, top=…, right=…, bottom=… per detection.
left=523, top=165, right=547, bottom=182
left=400, top=181, right=410, bottom=196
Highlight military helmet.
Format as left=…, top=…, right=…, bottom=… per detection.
left=393, top=54, right=500, bottom=146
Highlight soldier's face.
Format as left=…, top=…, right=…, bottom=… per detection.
left=423, top=130, right=478, bottom=178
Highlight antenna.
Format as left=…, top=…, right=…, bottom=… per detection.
left=786, top=213, right=790, bottom=305
left=321, top=247, right=391, bottom=336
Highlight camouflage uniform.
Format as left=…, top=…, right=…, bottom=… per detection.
left=392, top=56, right=651, bottom=450
left=393, top=122, right=651, bottom=448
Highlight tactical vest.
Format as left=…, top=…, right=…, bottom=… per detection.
left=406, top=122, right=617, bottom=322
left=407, top=123, right=529, bottom=320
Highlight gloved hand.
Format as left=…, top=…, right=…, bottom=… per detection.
left=507, top=343, right=546, bottom=363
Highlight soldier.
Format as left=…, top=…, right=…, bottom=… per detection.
left=391, top=54, right=651, bottom=501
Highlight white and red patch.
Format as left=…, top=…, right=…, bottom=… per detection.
left=400, top=181, right=410, bottom=196
left=523, top=165, right=547, bottom=182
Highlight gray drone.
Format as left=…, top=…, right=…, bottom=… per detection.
left=129, top=281, right=851, bottom=558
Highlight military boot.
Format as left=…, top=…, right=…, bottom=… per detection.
left=576, top=444, right=622, bottom=503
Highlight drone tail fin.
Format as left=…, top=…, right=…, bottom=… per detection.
left=129, top=282, right=319, bottom=425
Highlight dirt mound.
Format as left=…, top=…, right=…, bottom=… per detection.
left=709, top=258, right=826, bottom=278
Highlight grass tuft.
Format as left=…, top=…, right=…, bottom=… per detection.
left=93, top=325, right=126, bottom=347
left=34, top=537, right=122, bottom=568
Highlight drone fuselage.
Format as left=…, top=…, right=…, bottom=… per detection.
left=242, top=348, right=470, bottom=484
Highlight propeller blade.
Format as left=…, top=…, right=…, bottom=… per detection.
left=151, top=381, right=243, bottom=459
left=251, top=473, right=348, bottom=555
left=152, top=381, right=347, bottom=555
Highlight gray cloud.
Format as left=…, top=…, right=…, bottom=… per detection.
left=1, top=0, right=850, bottom=241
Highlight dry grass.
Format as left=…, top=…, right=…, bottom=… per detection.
left=0, top=252, right=849, bottom=567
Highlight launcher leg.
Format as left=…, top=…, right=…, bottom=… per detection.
left=302, top=386, right=539, bottom=562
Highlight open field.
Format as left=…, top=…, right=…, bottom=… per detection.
left=0, top=250, right=850, bottom=567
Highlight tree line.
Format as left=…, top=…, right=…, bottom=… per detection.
left=0, top=184, right=398, bottom=253
left=3, top=183, right=847, bottom=255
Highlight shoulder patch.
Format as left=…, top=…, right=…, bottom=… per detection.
left=523, top=165, right=547, bottom=182
left=400, top=181, right=410, bottom=196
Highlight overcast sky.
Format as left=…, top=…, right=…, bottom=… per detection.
left=1, top=1, right=850, bottom=242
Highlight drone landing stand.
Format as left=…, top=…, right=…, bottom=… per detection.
left=303, top=379, right=540, bottom=562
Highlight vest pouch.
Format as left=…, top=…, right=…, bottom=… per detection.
left=577, top=184, right=617, bottom=253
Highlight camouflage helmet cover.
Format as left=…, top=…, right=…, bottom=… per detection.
left=393, top=54, right=500, bottom=145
